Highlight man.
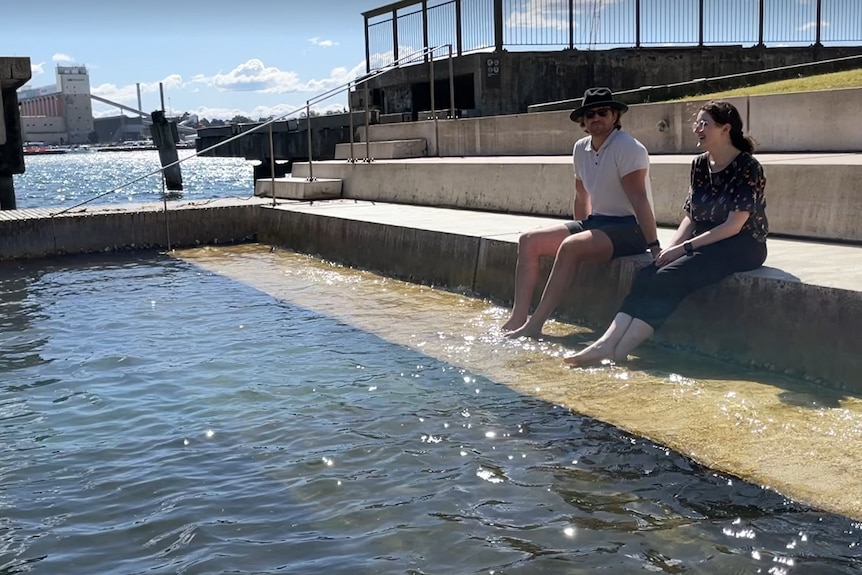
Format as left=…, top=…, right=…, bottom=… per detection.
left=502, top=87, right=660, bottom=338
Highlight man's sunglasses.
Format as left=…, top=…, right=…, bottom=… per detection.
left=584, top=108, right=611, bottom=119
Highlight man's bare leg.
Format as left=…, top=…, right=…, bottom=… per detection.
left=501, top=225, right=571, bottom=331
left=563, top=313, right=633, bottom=366
left=505, top=229, right=614, bottom=338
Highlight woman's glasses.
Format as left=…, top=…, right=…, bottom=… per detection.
left=584, top=107, right=611, bottom=119
left=691, top=120, right=712, bottom=131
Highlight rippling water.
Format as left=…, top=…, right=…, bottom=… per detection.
left=11, top=151, right=254, bottom=209
left=1, top=252, right=859, bottom=574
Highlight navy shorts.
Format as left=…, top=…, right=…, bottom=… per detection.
left=565, top=214, right=647, bottom=259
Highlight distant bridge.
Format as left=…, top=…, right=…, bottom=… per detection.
left=90, top=94, right=197, bottom=135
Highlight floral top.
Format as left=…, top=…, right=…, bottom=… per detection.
left=682, top=152, right=768, bottom=242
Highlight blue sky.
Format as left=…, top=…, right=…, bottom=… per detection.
left=3, top=1, right=385, bottom=120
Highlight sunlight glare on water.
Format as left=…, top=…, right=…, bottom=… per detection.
left=12, top=151, right=254, bottom=209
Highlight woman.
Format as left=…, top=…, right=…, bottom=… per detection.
left=564, top=100, right=768, bottom=367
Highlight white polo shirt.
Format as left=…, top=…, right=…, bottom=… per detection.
left=573, top=129, right=653, bottom=217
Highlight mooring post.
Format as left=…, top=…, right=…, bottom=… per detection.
left=0, top=56, right=32, bottom=210
left=150, top=109, right=183, bottom=191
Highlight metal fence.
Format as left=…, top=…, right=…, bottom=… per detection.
left=364, top=0, right=862, bottom=71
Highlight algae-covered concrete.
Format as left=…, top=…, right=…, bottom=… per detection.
left=176, top=243, right=862, bottom=522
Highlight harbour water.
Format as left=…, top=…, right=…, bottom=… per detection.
left=2, top=153, right=861, bottom=573
left=11, top=150, right=254, bottom=210
left=1, top=248, right=860, bottom=574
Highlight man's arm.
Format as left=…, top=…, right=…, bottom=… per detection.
left=574, top=179, right=591, bottom=220
left=620, top=168, right=660, bottom=254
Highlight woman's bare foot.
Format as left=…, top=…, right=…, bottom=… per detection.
left=563, top=342, right=614, bottom=367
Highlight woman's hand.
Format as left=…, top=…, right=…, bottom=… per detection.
left=655, top=245, right=685, bottom=267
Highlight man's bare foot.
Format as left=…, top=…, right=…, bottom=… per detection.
left=563, top=342, right=613, bottom=367
left=503, top=321, right=542, bottom=339
left=501, top=315, right=527, bottom=332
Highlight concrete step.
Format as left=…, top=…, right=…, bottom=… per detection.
left=292, top=153, right=862, bottom=244
left=334, top=138, right=427, bottom=160
left=254, top=177, right=342, bottom=201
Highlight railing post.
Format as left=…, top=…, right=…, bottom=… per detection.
left=455, top=0, right=463, bottom=56
left=698, top=0, right=704, bottom=47
left=364, top=15, right=371, bottom=73
left=635, top=0, right=641, bottom=48
left=430, top=52, right=439, bottom=156
left=306, top=102, right=314, bottom=181
left=448, top=44, right=455, bottom=119
left=758, top=0, right=765, bottom=46
left=348, top=81, right=355, bottom=163
left=364, top=82, right=371, bottom=162
left=494, top=0, right=504, bottom=51
left=392, top=9, right=399, bottom=65
left=815, top=0, right=823, bottom=46
left=422, top=0, right=429, bottom=62
left=269, top=122, right=276, bottom=206
left=569, top=0, right=574, bottom=49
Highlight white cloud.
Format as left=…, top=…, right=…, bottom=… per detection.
left=92, top=74, right=187, bottom=107
left=309, top=37, right=340, bottom=48
left=798, top=20, right=828, bottom=32
left=194, top=58, right=363, bottom=94
left=53, top=53, right=74, bottom=63
left=31, top=61, right=45, bottom=76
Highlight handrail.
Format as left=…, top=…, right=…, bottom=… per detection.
left=51, top=42, right=458, bottom=219
left=306, top=43, right=456, bottom=179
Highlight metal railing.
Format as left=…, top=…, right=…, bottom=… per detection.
left=305, top=43, right=456, bottom=179
left=365, top=0, right=862, bottom=72
left=48, top=44, right=457, bottom=250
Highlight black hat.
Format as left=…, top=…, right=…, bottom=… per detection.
left=569, top=87, right=628, bottom=122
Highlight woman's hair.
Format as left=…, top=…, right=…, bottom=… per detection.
left=700, top=100, right=755, bottom=153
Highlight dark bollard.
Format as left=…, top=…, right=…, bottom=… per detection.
left=150, top=109, right=183, bottom=191
left=0, top=176, right=16, bottom=210
left=0, top=57, right=31, bottom=210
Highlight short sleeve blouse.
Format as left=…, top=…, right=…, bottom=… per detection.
left=682, top=152, right=768, bottom=241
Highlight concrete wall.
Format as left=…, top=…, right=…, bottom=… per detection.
left=360, top=89, right=862, bottom=155
left=0, top=203, right=261, bottom=260
left=361, top=46, right=862, bottom=117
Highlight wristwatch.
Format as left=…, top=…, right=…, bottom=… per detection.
left=646, top=240, right=661, bottom=249
left=683, top=241, right=694, bottom=255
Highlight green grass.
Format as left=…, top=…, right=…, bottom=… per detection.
left=678, top=68, right=862, bottom=100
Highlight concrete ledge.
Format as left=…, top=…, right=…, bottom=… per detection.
left=0, top=199, right=266, bottom=260
left=334, top=139, right=427, bottom=160
left=254, top=177, right=342, bottom=201
left=293, top=155, right=862, bottom=243
left=257, top=200, right=862, bottom=391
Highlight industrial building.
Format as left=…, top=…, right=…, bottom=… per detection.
left=18, top=65, right=95, bottom=145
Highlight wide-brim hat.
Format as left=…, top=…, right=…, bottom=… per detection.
left=570, top=87, right=628, bottom=122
